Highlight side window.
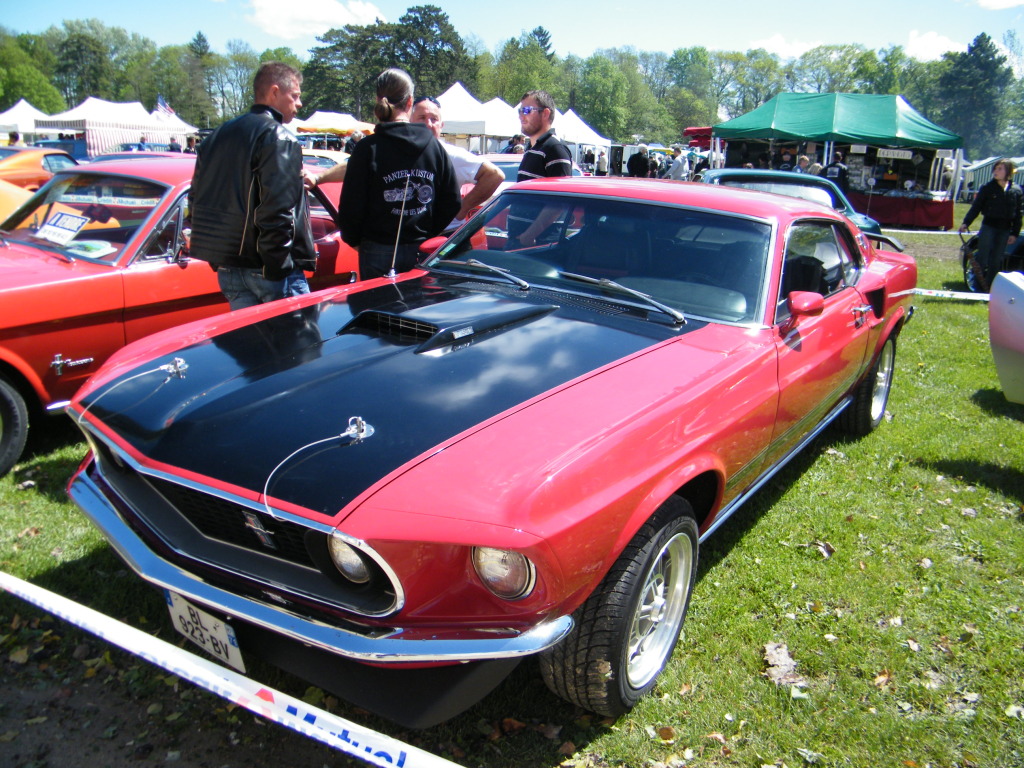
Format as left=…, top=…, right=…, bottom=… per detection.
left=833, top=225, right=861, bottom=287
left=776, top=222, right=849, bottom=321
left=44, top=155, right=77, bottom=173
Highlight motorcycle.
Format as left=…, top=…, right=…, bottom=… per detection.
left=960, top=231, right=1024, bottom=293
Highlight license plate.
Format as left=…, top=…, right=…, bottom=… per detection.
left=165, top=591, right=245, bottom=672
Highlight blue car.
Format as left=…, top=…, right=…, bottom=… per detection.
left=700, top=168, right=886, bottom=238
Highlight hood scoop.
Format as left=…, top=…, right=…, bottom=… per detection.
left=345, top=310, right=440, bottom=345
left=341, top=300, right=559, bottom=354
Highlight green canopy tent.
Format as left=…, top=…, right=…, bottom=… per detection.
left=713, top=93, right=961, bottom=148
left=712, top=93, right=964, bottom=203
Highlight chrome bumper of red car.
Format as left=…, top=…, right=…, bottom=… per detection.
left=69, top=469, right=574, bottom=663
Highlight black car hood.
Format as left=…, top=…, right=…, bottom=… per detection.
left=80, top=276, right=699, bottom=516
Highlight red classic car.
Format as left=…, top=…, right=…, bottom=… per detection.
left=67, top=178, right=916, bottom=728
left=0, top=157, right=356, bottom=477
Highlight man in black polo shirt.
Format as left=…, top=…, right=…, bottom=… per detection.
left=509, top=90, right=572, bottom=247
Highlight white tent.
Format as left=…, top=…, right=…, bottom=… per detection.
left=478, top=98, right=521, bottom=138
left=0, top=99, right=57, bottom=136
left=436, top=82, right=487, bottom=135
left=36, top=97, right=197, bottom=157
left=554, top=109, right=610, bottom=149
left=149, top=108, right=201, bottom=140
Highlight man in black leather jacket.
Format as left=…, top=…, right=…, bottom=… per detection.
left=189, top=62, right=316, bottom=309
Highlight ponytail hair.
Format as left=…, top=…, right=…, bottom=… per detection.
left=374, top=68, right=414, bottom=123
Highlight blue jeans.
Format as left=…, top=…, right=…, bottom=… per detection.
left=217, top=267, right=310, bottom=310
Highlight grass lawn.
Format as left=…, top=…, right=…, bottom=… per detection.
left=1, top=231, right=1022, bottom=767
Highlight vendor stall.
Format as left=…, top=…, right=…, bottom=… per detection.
left=712, top=93, right=963, bottom=229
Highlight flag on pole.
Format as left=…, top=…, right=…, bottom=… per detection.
left=156, top=95, right=176, bottom=117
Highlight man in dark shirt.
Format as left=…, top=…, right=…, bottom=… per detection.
left=824, top=150, right=849, bottom=193
left=510, top=90, right=572, bottom=247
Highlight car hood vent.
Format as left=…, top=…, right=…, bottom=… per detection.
left=342, top=301, right=560, bottom=353
left=346, top=310, right=439, bottom=345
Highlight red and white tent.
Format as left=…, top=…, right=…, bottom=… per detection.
left=36, top=97, right=197, bottom=157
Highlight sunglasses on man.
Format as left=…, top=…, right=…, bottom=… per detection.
left=517, top=105, right=544, bottom=115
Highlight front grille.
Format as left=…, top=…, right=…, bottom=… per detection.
left=147, top=476, right=315, bottom=566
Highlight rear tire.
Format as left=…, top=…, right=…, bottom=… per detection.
left=839, top=336, right=895, bottom=436
left=962, top=237, right=986, bottom=292
left=0, top=376, right=30, bottom=478
left=539, top=497, right=698, bottom=717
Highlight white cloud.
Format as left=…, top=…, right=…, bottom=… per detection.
left=748, top=33, right=821, bottom=60
left=974, top=0, right=1024, bottom=9
left=246, top=0, right=384, bottom=40
left=906, top=30, right=967, bottom=61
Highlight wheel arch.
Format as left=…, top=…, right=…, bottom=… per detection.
left=0, top=357, right=44, bottom=420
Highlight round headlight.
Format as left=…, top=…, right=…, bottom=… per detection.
left=472, top=547, right=535, bottom=600
left=328, top=534, right=371, bottom=584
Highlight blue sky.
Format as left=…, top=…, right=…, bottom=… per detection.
left=5, top=0, right=1024, bottom=64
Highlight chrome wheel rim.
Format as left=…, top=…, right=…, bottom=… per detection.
left=626, top=532, right=693, bottom=689
left=870, top=341, right=895, bottom=423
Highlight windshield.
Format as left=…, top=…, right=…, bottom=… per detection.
left=0, top=172, right=170, bottom=263
left=426, top=190, right=771, bottom=324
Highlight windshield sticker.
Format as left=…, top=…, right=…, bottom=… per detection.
left=36, top=212, right=88, bottom=245
left=62, top=194, right=162, bottom=207
left=65, top=240, right=118, bottom=259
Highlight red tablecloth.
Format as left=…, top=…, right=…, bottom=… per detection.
left=847, top=192, right=954, bottom=230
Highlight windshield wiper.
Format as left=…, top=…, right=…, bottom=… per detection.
left=434, top=258, right=531, bottom=290
left=558, top=271, right=686, bottom=325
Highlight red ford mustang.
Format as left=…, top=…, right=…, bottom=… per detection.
left=0, top=157, right=356, bottom=477
left=67, top=178, right=916, bottom=727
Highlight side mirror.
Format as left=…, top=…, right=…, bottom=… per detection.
left=788, top=290, right=824, bottom=317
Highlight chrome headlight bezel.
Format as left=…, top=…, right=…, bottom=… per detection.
left=472, top=547, right=536, bottom=600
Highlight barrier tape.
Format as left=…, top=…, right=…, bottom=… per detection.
left=0, top=571, right=460, bottom=768
left=913, top=288, right=990, bottom=301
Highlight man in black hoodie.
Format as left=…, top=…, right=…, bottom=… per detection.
left=338, top=68, right=460, bottom=280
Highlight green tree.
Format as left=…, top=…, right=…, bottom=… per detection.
left=54, top=31, right=114, bottom=103
left=530, top=27, right=555, bottom=61
left=935, top=33, right=1013, bottom=158
left=492, top=36, right=556, bottom=106
left=1, top=63, right=66, bottom=112
left=303, top=23, right=395, bottom=119
left=638, top=50, right=672, bottom=101
left=790, top=44, right=872, bottom=93
left=395, top=5, right=473, bottom=98
left=577, top=54, right=630, bottom=142
left=213, top=40, right=260, bottom=117
left=727, top=49, right=785, bottom=117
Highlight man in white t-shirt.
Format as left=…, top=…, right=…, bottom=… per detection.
left=411, top=96, right=504, bottom=232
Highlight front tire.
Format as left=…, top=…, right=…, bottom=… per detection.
left=539, top=497, right=699, bottom=717
left=0, top=376, right=30, bottom=478
left=839, top=336, right=895, bottom=436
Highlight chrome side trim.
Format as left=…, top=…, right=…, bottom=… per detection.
left=69, top=470, right=574, bottom=662
left=699, top=395, right=851, bottom=543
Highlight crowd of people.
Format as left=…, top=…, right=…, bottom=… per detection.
left=188, top=61, right=578, bottom=306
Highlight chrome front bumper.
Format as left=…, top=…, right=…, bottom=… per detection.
left=69, top=469, right=574, bottom=663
